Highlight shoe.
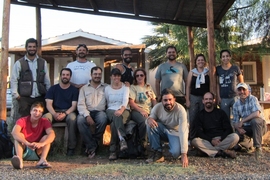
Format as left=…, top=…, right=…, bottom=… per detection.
left=146, top=151, right=164, bottom=163
left=11, top=155, right=23, bottom=169
left=255, top=147, right=262, bottom=160
left=222, top=150, right=237, bottom=159
left=67, top=148, right=75, bottom=156
left=36, top=161, right=52, bottom=169
left=109, top=152, right=117, bottom=160
left=120, top=140, right=128, bottom=151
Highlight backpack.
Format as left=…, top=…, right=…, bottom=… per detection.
left=0, top=120, right=14, bottom=159
left=118, top=121, right=142, bottom=159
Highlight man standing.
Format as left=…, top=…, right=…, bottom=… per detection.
left=232, top=83, right=267, bottom=160
left=116, top=47, right=135, bottom=86
left=192, top=92, right=239, bottom=158
left=146, top=88, right=189, bottom=167
left=77, top=66, right=108, bottom=158
left=10, top=38, right=51, bottom=118
left=43, top=68, right=79, bottom=156
left=155, top=45, right=188, bottom=106
left=11, top=102, right=55, bottom=169
left=66, top=44, right=96, bottom=89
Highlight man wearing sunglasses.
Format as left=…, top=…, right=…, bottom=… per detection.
left=115, top=47, right=135, bottom=86
left=66, top=44, right=96, bottom=89
left=155, top=45, right=188, bottom=107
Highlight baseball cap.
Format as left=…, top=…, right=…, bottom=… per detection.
left=236, top=83, right=249, bottom=90
left=110, top=68, right=121, bottom=76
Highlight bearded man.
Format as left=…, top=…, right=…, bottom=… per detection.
left=66, top=44, right=96, bottom=89
left=115, top=47, right=135, bottom=86
left=155, top=45, right=188, bottom=107
left=43, top=68, right=79, bottom=156
left=145, top=88, right=189, bottom=168
left=192, top=92, right=239, bottom=159
left=10, top=38, right=51, bottom=118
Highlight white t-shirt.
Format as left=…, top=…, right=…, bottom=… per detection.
left=66, top=60, right=96, bottom=85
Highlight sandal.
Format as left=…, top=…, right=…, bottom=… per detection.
left=36, top=161, right=52, bottom=169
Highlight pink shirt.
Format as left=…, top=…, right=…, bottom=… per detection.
left=16, top=116, right=52, bottom=142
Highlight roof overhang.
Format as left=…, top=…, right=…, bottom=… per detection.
left=10, top=0, right=235, bottom=28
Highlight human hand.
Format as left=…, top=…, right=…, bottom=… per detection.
left=147, top=117, right=158, bottom=128
left=211, top=138, right=221, bottom=146
left=140, top=110, right=148, bottom=117
left=185, top=100, right=190, bottom=108
left=86, top=116, right=95, bottom=126
left=114, top=109, right=123, bottom=117
left=181, top=153, right=188, bottom=168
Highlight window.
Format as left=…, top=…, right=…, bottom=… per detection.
left=242, top=62, right=257, bottom=84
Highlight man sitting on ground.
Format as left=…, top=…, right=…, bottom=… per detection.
left=192, top=92, right=239, bottom=158
left=11, top=102, right=55, bottom=169
left=146, top=88, right=189, bottom=167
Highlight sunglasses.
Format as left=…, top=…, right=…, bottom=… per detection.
left=135, top=74, right=145, bottom=77
left=77, top=44, right=87, bottom=49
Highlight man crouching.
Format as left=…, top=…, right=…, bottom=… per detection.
left=11, top=102, right=55, bottom=169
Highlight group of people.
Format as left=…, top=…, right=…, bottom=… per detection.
left=9, top=38, right=267, bottom=170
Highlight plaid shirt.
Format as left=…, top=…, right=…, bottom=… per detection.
left=232, top=95, right=264, bottom=125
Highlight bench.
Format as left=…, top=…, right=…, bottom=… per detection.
left=52, top=122, right=68, bottom=148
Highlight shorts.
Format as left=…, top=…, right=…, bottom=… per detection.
left=13, top=146, right=40, bottom=161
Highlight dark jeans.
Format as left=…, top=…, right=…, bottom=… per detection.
left=18, top=96, right=46, bottom=117
left=77, top=111, right=108, bottom=151
left=238, top=118, right=267, bottom=148
left=130, top=110, right=147, bottom=147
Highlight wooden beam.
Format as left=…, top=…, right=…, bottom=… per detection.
left=36, top=6, right=42, bottom=56
left=47, top=0, right=58, bottom=7
left=0, top=0, right=11, bottom=120
left=88, top=0, right=99, bottom=12
left=133, top=0, right=139, bottom=16
left=173, top=0, right=185, bottom=20
left=187, top=26, right=195, bottom=70
left=206, top=0, right=217, bottom=96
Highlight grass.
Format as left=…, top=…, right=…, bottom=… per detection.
left=71, top=163, right=196, bottom=177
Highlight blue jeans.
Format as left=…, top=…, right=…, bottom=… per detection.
left=77, top=111, right=107, bottom=150
left=147, top=122, right=181, bottom=158
left=220, top=97, right=237, bottom=120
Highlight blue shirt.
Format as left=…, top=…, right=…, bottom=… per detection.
left=232, top=95, right=264, bottom=125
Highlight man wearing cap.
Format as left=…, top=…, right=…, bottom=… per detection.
left=232, top=82, right=267, bottom=160
left=66, top=44, right=96, bottom=89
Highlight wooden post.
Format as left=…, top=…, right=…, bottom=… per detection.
left=36, top=6, right=42, bottom=56
left=0, top=0, right=11, bottom=120
left=206, top=0, right=217, bottom=96
left=187, top=26, right=194, bottom=70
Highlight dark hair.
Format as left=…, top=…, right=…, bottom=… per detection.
left=60, top=68, right=72, bottom=77
left=194, top=54, right=206, bottom=68
left=30, top=101, right=44, bottom=111
left=166, top=45, right=177, bottom=53
left=121, top=47, right=132, bottom=55
left=110, top=68, right=121, bottom=76
left=76, top=44, right=88, bottom=51
left=161, top=88, right=175, bottom=99
left=133, top=68, right=147, bottom=85
left=203, top=92, right=215, bottom=99
left=91, top=66, right=103, bottom=74
left=220, top=49, right=231, bottom=58
left=25, top=38, right=38, bottom=48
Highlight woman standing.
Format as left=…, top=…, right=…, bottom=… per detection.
left=129, top=68, right=157, bottom=154
left=105, top=68, right=130, bottom=160
left=186, top=54, right=210, bottom=139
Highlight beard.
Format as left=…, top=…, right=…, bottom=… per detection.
left=61, top=78, right=70, bottom=84
left=92, top=77, right=101, bottom=84
left=78, top=52, right=87, bottom=58
left=168, top=55, right=176, bottom=61
left=205, top=102, right=213, bottom=109
left=27, top=50, right=37, bottom=57
left=123, top=57, right=132, bottom=64
left=164, top=103, right=174, bottom=111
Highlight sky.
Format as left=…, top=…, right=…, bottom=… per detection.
left=0, top=2, right=155, bottom=47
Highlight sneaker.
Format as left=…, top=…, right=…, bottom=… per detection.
left=223, top=150, right=237, bottom=159
left=146, top=151, right=164, bottom=163
left=11, top=155, right=23, bottom=169
left=109, top=152, right=117, bottom=160
left=67, top=148, right=75, bottom=156
left=120, top=140, right=128, bottom=151
left=255, top=147, right=262, bottom=160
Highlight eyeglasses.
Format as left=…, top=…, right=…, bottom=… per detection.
left=136, top=74, right=144, bottom=78
left=170, top=66, right=176, bottom=73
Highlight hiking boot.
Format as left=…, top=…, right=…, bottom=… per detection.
left=120, top=139, right=128, bottom=151
left=146, top=151, right=164, bottom=163
left=109, top=152, right=117, bottom=160
left=255, top=147, right=262, bottom=160
left=223, top=150, right=237, bottom=159
left=67, top=148, right=75, bottom=156
left=11, top=155, right=23, bottom=169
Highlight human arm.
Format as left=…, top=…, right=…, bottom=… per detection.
left=30, top=127, right=55, bottom=149
left=237, top=74, right=244, bottom=83
left=185, top=71, right=193, bottom=108
left=129, top=98, right=149, bottom=117
left=10, top=61, right=21, bottom=99
left=178, top=106, right=189, bottom=167
left=43, top=62, right=51, bottom=90
left=155, top=79, right=161, bottom=101
left=45, top=99, right=62, bottom=121
left=12, top=124, right=33, bottom=148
